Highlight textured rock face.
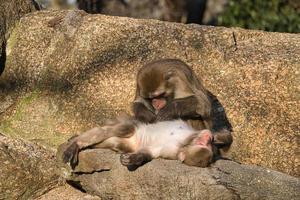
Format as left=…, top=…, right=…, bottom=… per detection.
left=0, top=134, right=59, bottom=199
left=37, top=185, right=101, bottom=200
left=0, top=0, right=37, bottom=74
left=56, top=148, right=300, bottom=200
left=0, top=10, right=299, bottom=176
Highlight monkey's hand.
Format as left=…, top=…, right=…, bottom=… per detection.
left=120, top=153, right=146, bottom=167
left=156, top=100, right=182, bottom=121
left=132, top=102, right=156, bottom=123
left=120, top=150, right=153, bottom=171
left=156, top=103, right=176, bottom=121
left=157, top=96, right=201, bottom=121
left=62, top=141, right=80, bottom=169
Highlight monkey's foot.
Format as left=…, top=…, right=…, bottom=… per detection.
left=62, top=142, right=79, bottom=169
left=120, top=153, right=146, bottom=167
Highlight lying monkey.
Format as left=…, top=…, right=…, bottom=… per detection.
left=62, top=114, right=215, bottom=169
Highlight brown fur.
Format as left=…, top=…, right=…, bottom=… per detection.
left=133, top=59, right=232, bottom=158
left=61, top=114, right=214, bottom=169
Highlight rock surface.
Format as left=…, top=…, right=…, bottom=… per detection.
left=37, top=185, right=100, bottom=200
left=0, top=10, right=299, bottom=176
left=57, top=148, right=300, bottom=200
left=0, top=134, right=59, bottom=199
left=0, top=0, right=37, bottom=74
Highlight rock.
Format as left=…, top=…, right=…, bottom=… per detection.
left=36, top=184, right=101, bottom=200
left=58, top=148, right=300, bottom=200
left=0, top=134, right=59, bottom=199
left=0, top=10, right=299, bottom=176
left=0, top=0, right=37, bottom=74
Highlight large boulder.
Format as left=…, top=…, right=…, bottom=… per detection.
left=0, top=10, right=299, bottom=177
left=0, top=133, right=100, bottom=199
left=37, top=185, right=100, bottom=200
left=0, top=134, right=59, bottom=199
left=0, top=0, right=37, bottom=74
left=56, top=148, right=300, bottom=200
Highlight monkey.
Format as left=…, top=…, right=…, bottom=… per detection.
left=132, top=59, right=233, bottom=158
left=61, top=114, right=215, bottom=170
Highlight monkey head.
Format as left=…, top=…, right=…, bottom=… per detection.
left=134, top=59, right=211, bottom=121
left=178, top=130, right=213, bottom=167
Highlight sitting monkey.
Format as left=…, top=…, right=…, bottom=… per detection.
left=62, top=114, right=216, bottom=169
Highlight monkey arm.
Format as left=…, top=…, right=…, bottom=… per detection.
left=71, top=127, right=114, bottom=149
left=132, top=102, right=156, bottom=123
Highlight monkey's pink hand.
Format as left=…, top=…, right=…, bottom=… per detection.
left=195, top=130, right=213, bottom=148
left=152, top=98, right=167, bottom=110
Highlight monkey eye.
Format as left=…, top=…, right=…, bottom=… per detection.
left=164, top=71, right=173, bottom=80
left=147, top=92, right=166, bottom=100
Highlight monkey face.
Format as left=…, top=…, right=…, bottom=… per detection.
left=180, top=146, right=213, bottom=167
left=138, top=68, right=176, bottom=112
left=137, top=61, right=195, bottom=113
left=178, top=130, right=213, bottom=167
left=179, top=142, right=213, bottom=167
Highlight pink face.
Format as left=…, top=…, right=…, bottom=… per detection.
left=151, top=98, right=167, bottom=110
left=194, top=130, right=213, bottom=148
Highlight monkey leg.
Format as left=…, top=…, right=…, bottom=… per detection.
left=120, top=149, right=153, bottom=170
left=62, top=115, right=136, bottom=168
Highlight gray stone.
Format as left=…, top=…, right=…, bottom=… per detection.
left=0, top=134, right=59, bottom=199
left=0, top=0, right=37, bottom=74
left=59, top=148, right=300, bottom=200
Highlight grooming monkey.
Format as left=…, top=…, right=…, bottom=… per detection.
left=62, top=114, right=214, bottom=169
left=132, top=59, right=233, bottom=156
left=133, top=59, right=211, bottom=127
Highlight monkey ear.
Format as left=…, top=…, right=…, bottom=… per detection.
left=178, top=152, right=186, bottom=162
